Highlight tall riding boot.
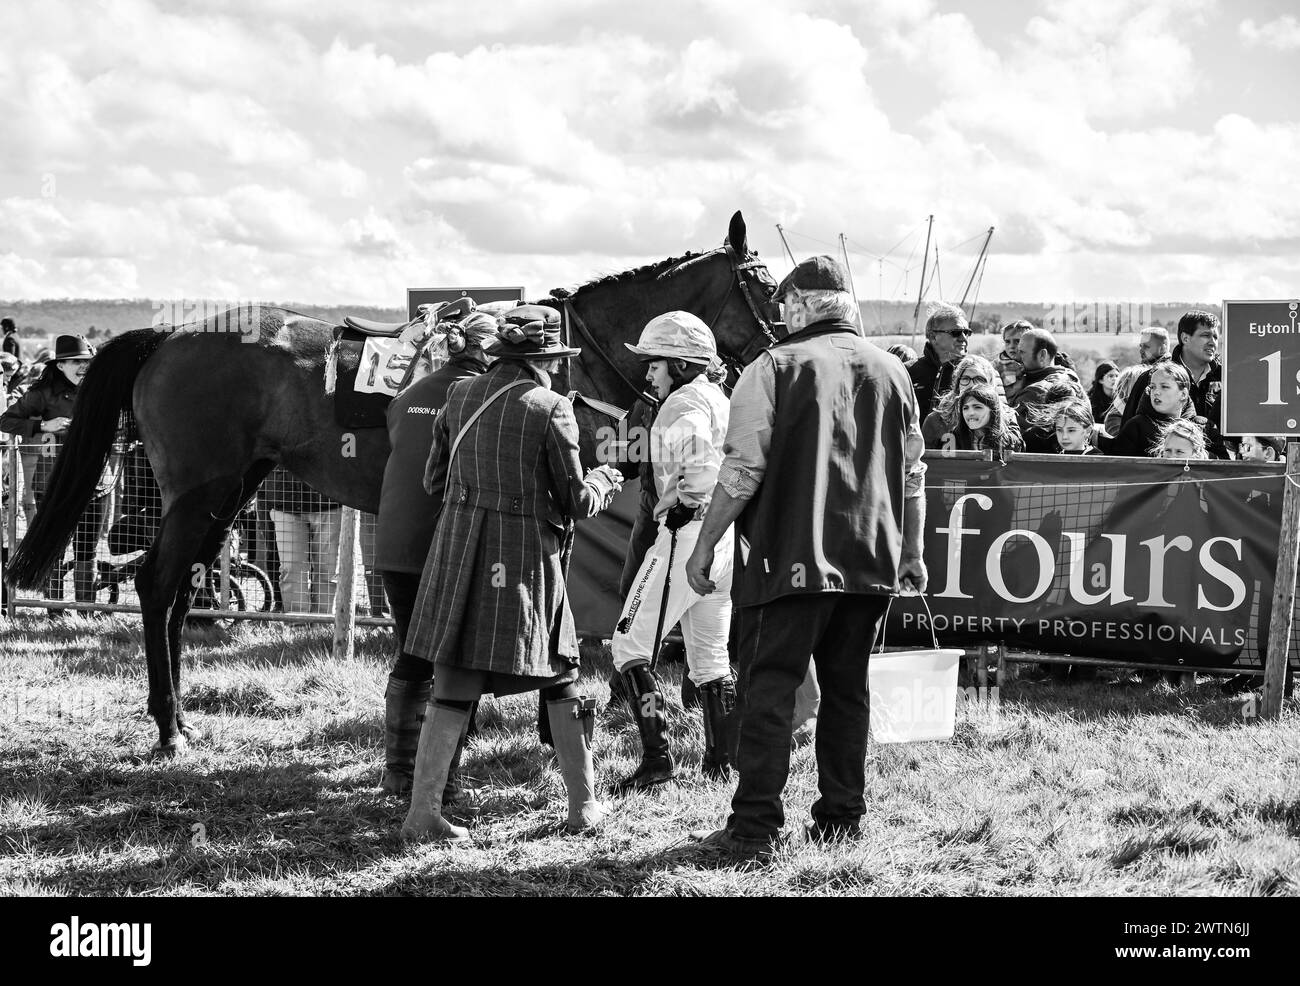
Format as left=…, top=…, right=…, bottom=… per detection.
left=610, top=664, right=674, bottom=795
left=400, top=702, right=470, bottom=842
left=547, top=696, right=611, bottom=833
left=441, top=700, right=477, bottom=806
left=381, top=675, right=431, bottom=795
left=699, top=674, right=736, bottom=781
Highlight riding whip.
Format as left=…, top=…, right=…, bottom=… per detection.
left=647, top=528, right=677, bottom=674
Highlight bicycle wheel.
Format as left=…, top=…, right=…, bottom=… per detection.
left=231, top=561, right=273, bottom=613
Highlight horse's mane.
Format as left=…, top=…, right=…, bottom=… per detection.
left=541, top=250, right=709, bottom=302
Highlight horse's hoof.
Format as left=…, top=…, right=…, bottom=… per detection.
left=151, top=734, right=190, bottom=758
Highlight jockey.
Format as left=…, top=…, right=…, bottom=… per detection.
left=611, top=310, right=735, bottom=793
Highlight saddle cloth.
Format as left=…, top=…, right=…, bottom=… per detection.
left=326, top=321, right=446, bottom=429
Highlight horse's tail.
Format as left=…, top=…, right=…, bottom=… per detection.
left=7, top=327, right=170, bottom=589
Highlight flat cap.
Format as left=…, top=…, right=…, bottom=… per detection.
left=772, top=254, right=850, bottom=301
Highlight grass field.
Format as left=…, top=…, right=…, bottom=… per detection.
left=1, top=614, right=1298, bottom=897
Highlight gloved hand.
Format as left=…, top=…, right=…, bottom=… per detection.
left=584, top=464, right=623, bottom=508
left=664, top=502, right=697, bottom=531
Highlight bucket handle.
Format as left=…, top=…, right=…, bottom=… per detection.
left=875, top=593, right=940, bottom=654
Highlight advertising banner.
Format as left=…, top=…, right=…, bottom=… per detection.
left=571, top=453, right=1297, bottom=671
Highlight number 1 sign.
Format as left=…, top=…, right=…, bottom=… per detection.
left=1222, top=299, right=1300, bottom=436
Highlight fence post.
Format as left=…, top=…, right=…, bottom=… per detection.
left=4, top=446, right=16, bottom=621
left=333, top=507, right=359, bottom=661
left=218, top=536, right=232, bottom=610
left=1261, top=443, right=1300, bottom=720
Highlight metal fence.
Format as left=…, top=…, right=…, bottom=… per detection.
left=2, top=440, right=392, bottom=626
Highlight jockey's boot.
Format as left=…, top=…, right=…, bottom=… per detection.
left=610, top=664, right=675, bottom=795
left=699, top=674, right=736, bottom=782
left=380, top=675, right=431, bottom=795
left=400, top=701, right=470, bottom=842
left=547, top=695, right=611, bottom=833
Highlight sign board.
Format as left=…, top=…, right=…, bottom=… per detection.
left=1222, top=299, right=1300, bottom=436
left=406, top=286, right=525, bottom=322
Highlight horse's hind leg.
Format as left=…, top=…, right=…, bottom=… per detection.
left=168, top=464, right=274, bottom=743
left=136, top=480, right=241, bottom=754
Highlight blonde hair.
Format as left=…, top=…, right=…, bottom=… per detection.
left=1154, top=418, right=1208, bottom=459
left=1108, top=364, right=1144, bottom=415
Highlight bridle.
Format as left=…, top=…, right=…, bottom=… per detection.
left=558, top=245, right=783, bottom=407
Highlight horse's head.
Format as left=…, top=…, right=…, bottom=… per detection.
left=649, top=211, right=783, bottom=388
left=539, top=210, right=784, bottom=469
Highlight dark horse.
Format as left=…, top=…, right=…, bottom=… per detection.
left=8, top=211, right=780, bottom=754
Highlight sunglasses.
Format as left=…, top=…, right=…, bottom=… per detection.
left=944, top=329, right=972, bottom=338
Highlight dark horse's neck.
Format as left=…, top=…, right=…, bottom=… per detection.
left=536, top=251, right=724, bottom=412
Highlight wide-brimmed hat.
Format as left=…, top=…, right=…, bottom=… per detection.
left=484, top=305, right=580, bottom=359
left=54, top=334, right=94, bottom=361
left=772, top=254, right=851, bottom=302
left=624, top=311, right=718, bottom=366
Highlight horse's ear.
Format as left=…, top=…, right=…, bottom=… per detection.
left=727, top=211, right=747, bottom=254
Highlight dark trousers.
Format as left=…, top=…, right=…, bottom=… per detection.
left=381, top=570, right=421, bottom=655
left=727, top=592, right=889, bottom=841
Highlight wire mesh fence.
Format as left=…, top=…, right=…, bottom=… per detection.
left=1, top=440, right=390, bottom=623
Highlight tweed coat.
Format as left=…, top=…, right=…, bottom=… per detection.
left=405, top=359, right=611, bottom=679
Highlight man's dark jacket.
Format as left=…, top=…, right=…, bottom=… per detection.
left=735, top=319, right=917, bottom=607
left=374, top=353, right=487, bottom=574
left=906, top=341, right=955, bottom=416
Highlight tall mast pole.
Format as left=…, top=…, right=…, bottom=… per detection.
left=960, top=226, right=994, bottom=312
left=775, top=224, right=797, bottom=268
left=910, top=214, right=934, bottom=349
left=839, top=233, right=862, bottom=333
left=878, top=259, right=884, bottom=333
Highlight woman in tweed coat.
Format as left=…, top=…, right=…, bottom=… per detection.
left=402, top=305, right=624, bottom=841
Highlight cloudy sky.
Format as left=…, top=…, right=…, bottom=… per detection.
left=1, top=0, right=1297, bottom=306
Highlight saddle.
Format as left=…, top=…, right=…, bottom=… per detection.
left=325, top=298, right=475, bottom=429
left=342, top=315, right=415, bottom=336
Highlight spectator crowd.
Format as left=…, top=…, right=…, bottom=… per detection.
left=904, top=303, right=1283, bottom=465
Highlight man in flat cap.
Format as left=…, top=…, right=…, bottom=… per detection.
left=402, top=305, right=624, bottom=840
left=683, top=255, right=928, bottom=857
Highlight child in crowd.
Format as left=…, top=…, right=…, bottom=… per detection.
left=1154, top=418, right=1209, bottom=460
left=922, top=354, right=1012, bottom=448
left=1088, top=360, right=1119, bottom=424
left=1238, top=434, right=1285, bottom=463
left=1103, top=362, right=1195, bottom=457
left=1050, top=399, right=1098, bottom=455
left=940, top=382, right=1023, bottom=456
left=1100, top=364, right=1146, bottom=438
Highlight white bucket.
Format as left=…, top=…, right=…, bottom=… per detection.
left=868, top=647, right=964, bottom=744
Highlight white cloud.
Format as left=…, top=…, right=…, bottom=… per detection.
left=1239, top=15, right=1300, bottom=50
left=0, top=0, right=1294, bottom=305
